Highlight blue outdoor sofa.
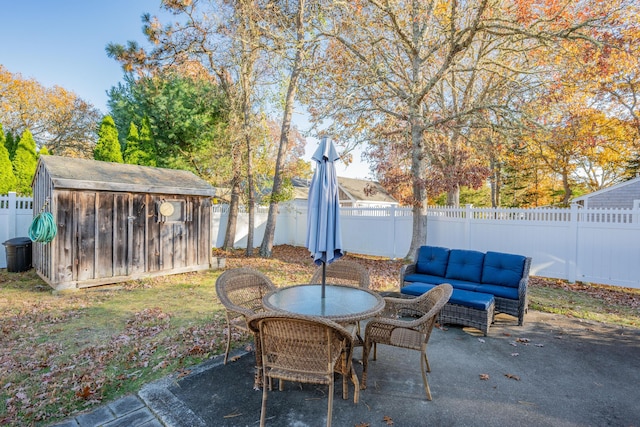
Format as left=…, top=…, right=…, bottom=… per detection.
left=400, top=246, right=532, bottom=334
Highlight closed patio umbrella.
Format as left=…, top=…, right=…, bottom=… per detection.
left=306, top=136, right=344, bottom=297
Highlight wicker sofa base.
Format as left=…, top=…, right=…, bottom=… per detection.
left=439, top=300, right=495, bottom=336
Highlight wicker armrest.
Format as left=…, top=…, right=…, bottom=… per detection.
left=228, top=305, right=258, bottom=319
left=371, top=312, right=424, bottom=329
left=400, top=263, right=417, bottom=288
left=377, top=296, right=425, bottom=327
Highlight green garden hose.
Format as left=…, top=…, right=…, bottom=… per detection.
left=28, top=211, right=57, bottom=243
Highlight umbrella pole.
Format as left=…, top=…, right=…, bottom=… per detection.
left=322, top=261, right=326, bottom=298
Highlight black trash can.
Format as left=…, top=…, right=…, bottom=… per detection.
left=3, top=237, right=32, bottom=272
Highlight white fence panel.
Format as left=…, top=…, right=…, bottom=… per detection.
left=0, top=193, right=34, bottom=269
left=576, top=222, right=640, bottom=287
left=5, top=197, right=640, bottom=289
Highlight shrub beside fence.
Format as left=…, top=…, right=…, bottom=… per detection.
left=3, top=193, right=639, bottom=289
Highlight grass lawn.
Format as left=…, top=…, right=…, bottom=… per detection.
left=0, top=245, right=638, bottom=426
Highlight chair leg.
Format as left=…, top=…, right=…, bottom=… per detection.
left=342, top=354, right=349, bottom=400
left=260, top=375, right=268, bottom=427
left=350, top=369, right=360, bottom=403
left=327, top=380, right=334, bottom=427
left=420, top=350, right=432, bottom=401
left=361, top=339, right=371, bottom=389
left=423, top=351, right=431, bottom=373
left=223, top=319, right=232, bottom=365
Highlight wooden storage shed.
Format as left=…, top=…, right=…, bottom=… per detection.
left=32, top=156, right=215, bottom=291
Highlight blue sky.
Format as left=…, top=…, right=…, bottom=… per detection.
left=0, top=1, right=371, bottom=178
left=0, top=0, right=166, bottom=113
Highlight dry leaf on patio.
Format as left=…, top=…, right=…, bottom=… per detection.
left=478, top=338, right=485, bottom=343
left=511, top=352, right=519, bottom=357
left=505, top=373, right=520, bottom=381
left=479, top=373, right=490, bottom=380
left=355, top=423, right=370, bottom=427
left=516, top=338, right=530, bottom=344
left=383, top=415, right=394, bottom=425
left=229, top=355, right=241, bottom=362
left=176, top=369, right=191, bottom=379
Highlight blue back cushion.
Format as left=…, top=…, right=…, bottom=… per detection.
left=415, top=246, right=450, bottom=276
left=481, top=251, right=526, bottom=288
left=445, top=249, right=485, bottom=283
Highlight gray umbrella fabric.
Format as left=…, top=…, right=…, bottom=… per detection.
left=306, top=137, right=344, bottom=296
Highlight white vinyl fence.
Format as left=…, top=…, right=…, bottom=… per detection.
left=3, top=192, right=639, bottom=289
left=212, top=202, right=640, bottom=289
left=0, top=193, right=34, bottom=269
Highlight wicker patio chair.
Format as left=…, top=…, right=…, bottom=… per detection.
left=309, top=259, right=370, bottom=289
left=362, top=283, right=452, bottom=400
left=310, top=260, right=370, bottom=345
left=215, top=268, right=277, bottom=365
left=248, top=312, right=358, bottom=427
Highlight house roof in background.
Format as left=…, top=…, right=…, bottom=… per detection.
left=337, top=176, right=398, bottom=204
left=291, top=176, right=397, bottom=204
left=572, top=176, right=640, bottom=202
left=36, top=156, right=216, bottom=196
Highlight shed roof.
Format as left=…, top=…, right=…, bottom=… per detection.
left=36, top=156, right=215, bottom=197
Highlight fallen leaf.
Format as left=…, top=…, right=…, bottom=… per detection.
left=516, top=338, right=530, bottom=343
left=176, top=369, right=191, bottom=379
left=503, top=332, right=512, bottom=337
left=511, top=353, right=519, bottom=357
left=383, top=415, right=394, bottom=425
left=535, top=343, right=544, bottom=347
left=355, top=423, right=370, bottom=427
left=478, top=338, right=485, bottom=343
left=505, top=373, right=520, bottom=381
left=479, top=374, right=490, bottom=380
left=75, top=386, right=93, bottom=400
left=229, top=355, right=241, bottom=362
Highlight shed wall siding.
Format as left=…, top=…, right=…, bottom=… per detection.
left=37, top=189, right=211, bottom=290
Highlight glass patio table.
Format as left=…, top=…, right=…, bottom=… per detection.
left=263, top=284, right=385, bottom=323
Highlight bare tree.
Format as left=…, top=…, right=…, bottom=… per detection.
left=304, top=0, right=614, bottom=258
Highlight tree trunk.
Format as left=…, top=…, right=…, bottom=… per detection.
left=260, top=0, right=306, bottom=258
left=561, top=169, right=572, bottom=206
left=407, top=112, right=428, bottom=260
left=223, top=147, right=242, bottom=250
left=243, top=75, right=255, bottom=256
left=446, top=184, right=460, bottom=207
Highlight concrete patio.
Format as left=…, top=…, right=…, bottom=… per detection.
left=52, top=310, right=640, bottom=427
left=53, top=311, right=640, bottom=427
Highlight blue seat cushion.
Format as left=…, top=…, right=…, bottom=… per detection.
left=401, top=282, right=437, bottom=296
left=445, top=249, right=485, bottom=283
left=481, top=251, right=526, bottom=288
left=404, top=273, right=451, bottom=286
left=476, top=284, right=519, bottom=300
left=404, top=273, right=480, bottom=292
left=415, top=246, right=450, bottom=276
left=401, top=283, right=494, bottom=310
